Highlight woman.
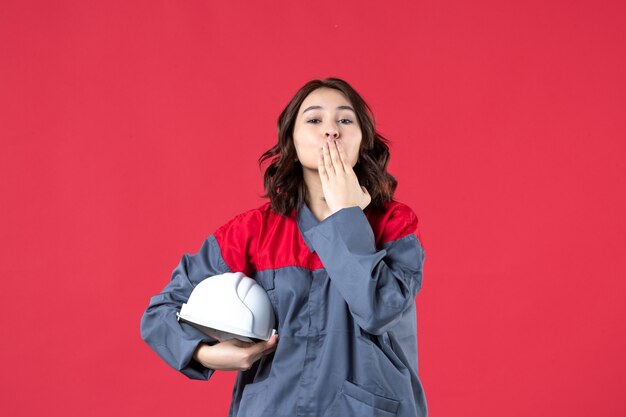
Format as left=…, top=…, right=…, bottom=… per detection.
left=141, top=78, right=428, bottom=417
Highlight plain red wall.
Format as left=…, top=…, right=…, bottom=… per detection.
left=1, top=1, right=625, bottom=416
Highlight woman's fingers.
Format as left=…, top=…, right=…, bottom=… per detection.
left=334, top=140, right=351, bottom=172
left=259, top=334, right=279, bottom=355
left=327, top=139, right=345, bottom=173
left=318, top=138, right=368, bottom=213
left=322, top=141, right=335, bottom=177
left=246, top=335, right=279, bottom=365
left=318, top=147, right=328, bottom=181
left=320, top=139, right=348, bottom=177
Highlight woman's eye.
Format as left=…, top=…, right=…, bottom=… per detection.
left=306, top=118, right=353, bottom=124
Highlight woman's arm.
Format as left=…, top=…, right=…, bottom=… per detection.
left=311, top=138, right=425, bottom=335
left=304, top=205, right=424, bottom=335
left=140, top=235, right=229, bottom=379
left=193, top=335, right=278, bottom=372
left=140, top=231, right=276, bottom=379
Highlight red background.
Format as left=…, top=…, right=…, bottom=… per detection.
left=1, top=1, right=625, bottom=416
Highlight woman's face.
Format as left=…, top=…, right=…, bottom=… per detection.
left=293, top=87, right=362, bottom=172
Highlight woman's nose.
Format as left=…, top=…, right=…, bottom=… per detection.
left=324, top=124, right=339, bottom=139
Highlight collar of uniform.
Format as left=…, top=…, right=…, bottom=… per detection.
left=296, top=202, right=318, bottom=253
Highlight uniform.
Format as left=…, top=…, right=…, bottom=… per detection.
left=141, top=201, right=427, bottom=417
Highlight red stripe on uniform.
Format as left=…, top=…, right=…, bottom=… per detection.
left=213, top=201, right=419, bottom=274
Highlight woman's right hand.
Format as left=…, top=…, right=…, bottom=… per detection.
left=193, top=334, right=279, bottom=371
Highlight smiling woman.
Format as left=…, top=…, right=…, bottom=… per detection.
left=140, top=78, right=428, bottom=417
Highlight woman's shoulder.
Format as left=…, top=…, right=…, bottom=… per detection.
left=214, top=202, right=274, bottom=235
left=365, top=200, right=421, bottom=247
left=212, top=202, right=279, bottom=275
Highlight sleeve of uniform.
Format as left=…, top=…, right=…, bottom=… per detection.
left=303, top=203, right=425, bottom=335
left=140, top=234, right=231, bottom=380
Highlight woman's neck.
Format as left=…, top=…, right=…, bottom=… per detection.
left=302, top=169, right=332, bottom=222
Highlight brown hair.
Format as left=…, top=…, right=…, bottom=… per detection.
left=259, top=77, right=397, bottom=216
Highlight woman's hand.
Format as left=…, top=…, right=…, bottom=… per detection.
left=193, top=334, right=279, bottom=371
left=318, top=138, right=371, bottom=214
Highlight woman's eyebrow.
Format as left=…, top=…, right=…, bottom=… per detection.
left=302, top=105, right=356, bottom=114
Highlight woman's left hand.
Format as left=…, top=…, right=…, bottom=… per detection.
left=318, top=138, right=371, bottom=214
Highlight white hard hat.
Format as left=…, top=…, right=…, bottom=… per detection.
left=177, top=272, right=276, bottom=342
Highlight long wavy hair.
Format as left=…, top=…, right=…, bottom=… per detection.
left=259, top=78, right=397, bottom=216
